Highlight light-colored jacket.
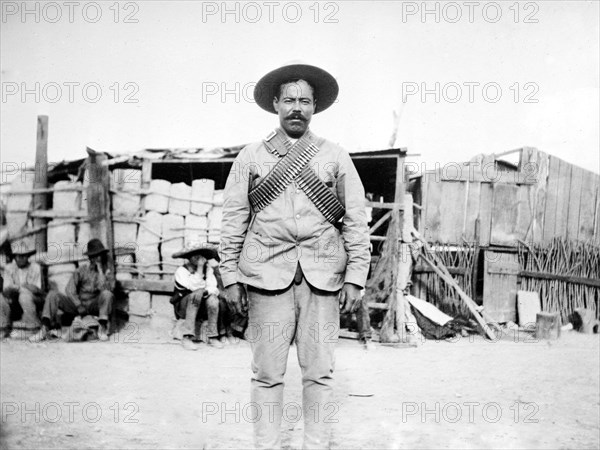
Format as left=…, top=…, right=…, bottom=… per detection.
left=3, top=260, right=42, bottom=292
left=219, top=130, right=370, bottom=292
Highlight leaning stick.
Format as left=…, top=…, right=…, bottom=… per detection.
left=412, top=231, right=497, bottom=340
left=417, top=232, right=500, bottom=330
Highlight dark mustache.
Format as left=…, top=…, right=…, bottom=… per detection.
left=286, top=114, right=306, bottom=121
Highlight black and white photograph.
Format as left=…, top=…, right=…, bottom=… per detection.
left=1, top=1, right=599, bottom=448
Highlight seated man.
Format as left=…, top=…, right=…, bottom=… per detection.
left=30, top=239, right=114, bottom=342
left=171, top=244, right=225, bottom=350
left=1, top=240, right=45, bottom=337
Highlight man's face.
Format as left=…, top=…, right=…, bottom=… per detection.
left=189, top=254, right=206, bottom=271
left=14, top=254, right=30, bottom=269
left=273, top=79, right=315, bottom=139
left=89, top=254, right=102, bottom=266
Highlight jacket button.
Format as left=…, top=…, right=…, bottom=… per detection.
left=296, top=214, right=300, bottom=219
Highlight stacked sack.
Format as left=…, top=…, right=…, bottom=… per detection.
left=128, top=177, right=222, bottom=281
left=46, top=180, right=84, bottom=293
left=5, top=172, right=34, bottom=238
left=110, top=169, right=142, bottom=280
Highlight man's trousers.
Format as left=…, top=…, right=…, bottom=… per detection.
left=1, top=288, right=45, bottom=329
left=175, top=290, right=220, bottom=338
left=42, top=290, right=114, bottom=328
left=246, top=273, right=339, bottom=450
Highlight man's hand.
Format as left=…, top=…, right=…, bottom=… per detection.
left=224, top=283, right=246, bottom=315
left=76, top=304, right=87, bottom=317
left=23, top=283, right=43, bottom=296
left=96, top=262, right=106, bottom=279
left=339, top=283, right=362, bottom=314
left=191, top=290, right=205, bottom=307
left=2, top=286, right=19, bottom=303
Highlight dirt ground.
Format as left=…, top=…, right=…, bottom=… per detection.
left=1, top=329, right=599, bottom=450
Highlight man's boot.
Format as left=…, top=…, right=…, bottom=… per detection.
left=182, top=336, right=198, bottom=351
left=98, top=322, right=109, bottom=342
left=361, top=337, right=376, bottom=351
left=208, top=337, right=224, bottom=349
left=29, top=326, right=48, bottom=343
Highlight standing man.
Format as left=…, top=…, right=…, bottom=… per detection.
left=30, top=239, right=114, bottom=342
left=220, top=63, right=370, bottom=449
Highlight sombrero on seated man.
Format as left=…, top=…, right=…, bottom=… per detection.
left=83, top=238, right=109, bottom=257
left=253, top=62, right=339, bottom=114
left=10, top=238, right=37, bottom=257
left=172, top=243, right=220, bottom=262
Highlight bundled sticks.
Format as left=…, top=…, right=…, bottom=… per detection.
left=518, top=238, right=600, bottom=323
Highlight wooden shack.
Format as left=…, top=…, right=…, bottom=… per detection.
left=410, top=147, right=600, bottom=323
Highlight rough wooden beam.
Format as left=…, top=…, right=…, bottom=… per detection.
left=28, top=210, right=89, bottom=219
left=369, top=210, right=392, bottom=234
left=5, top=186, right=84, bottom=195
left=413, top=265, right=466, bottom=276
left=366, top=201, right=404, bottom=210
left=141, top=159, right=152, bottom=211
left=86, top=148, right=115, bottom=275
left=520, top=271, right=600, bottom=288
left=33, top=116, right=48, bottom=256
left=402, top=193, right=414, bottom=243
left=118, top=279, right=173, bottom=293
left=367, top=302, right=389, bottom=310
left=369, top=236, right=387, bottom=242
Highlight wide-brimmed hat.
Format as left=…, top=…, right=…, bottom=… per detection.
left=84, top=238, right=109, bottom=257
left=10, top=238, right=36, bottom=256
left=172, top=243, right=220, bottom=262
left=254, top=63, right=339, bottom=114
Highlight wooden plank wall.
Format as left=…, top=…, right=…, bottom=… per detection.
left=419, top=149, right=600, bottom=246
left=483, top=251, right=519, bottom=322
left=578, top=169, right=599, bottom=242
left=525, top=148, right=549, bottom=242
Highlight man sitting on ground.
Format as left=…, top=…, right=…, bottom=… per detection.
left=30, top=239, right=114, bottom=342
left=1, top=239, right=44, bottom=338
left=170, top=244, right=225, bottom=350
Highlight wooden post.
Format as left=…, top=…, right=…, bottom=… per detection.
left=535, top=312, right=561, bottom=339
left=394, top=153, right=406, bottom=210
left=32, top=116, right=49, bottom=292
left=397, top=243, right=417, bottom=340
left=393, top=153, right=410, bottom=341
left=402, top=192, right=414, bottom=243
left=32, top=116, right=48, bottom=254
left=472, top=216, right=481, bottom=300
left=86, top=148, right=115, bottom=274
left=141, top=158, right=152, bottom=211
